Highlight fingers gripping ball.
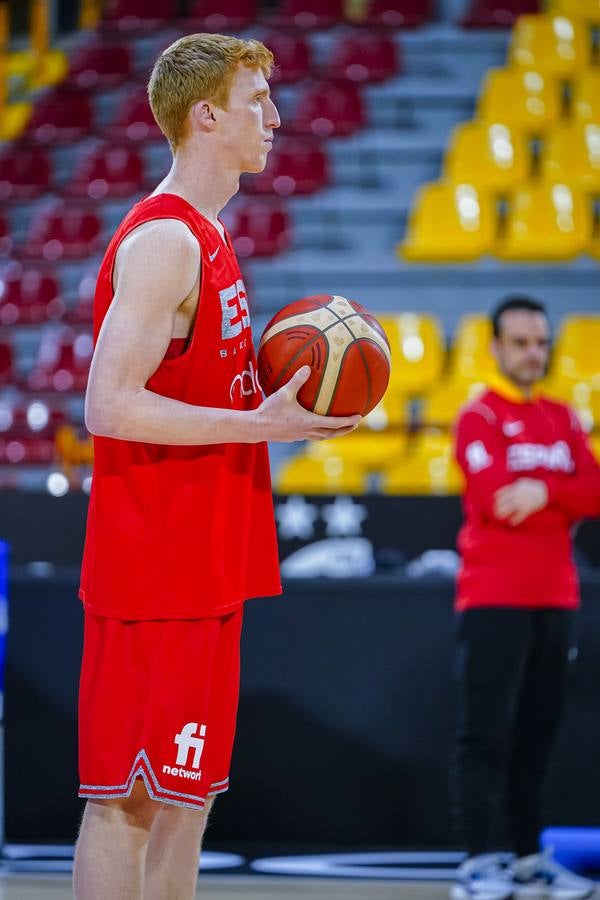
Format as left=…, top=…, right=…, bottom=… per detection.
left=257, top=295, right=391, bottom=416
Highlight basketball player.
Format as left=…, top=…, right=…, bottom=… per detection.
left=450, top=297, right=600, bottom=899
left=73, top=34, right=360, bottom=900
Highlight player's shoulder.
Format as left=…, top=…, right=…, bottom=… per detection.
left=122, top=216, right=198, bottom=253
left=115, top=216, right=199, bottom=279
left=538, top=393, right=583, bottom=430
left=456, top=389, right=498, bottom=430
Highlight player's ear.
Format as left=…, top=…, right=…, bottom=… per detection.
left=190, top=100, right=218, bottom=133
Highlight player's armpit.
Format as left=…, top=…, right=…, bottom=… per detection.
left=85, top=218, right=200, bottom=437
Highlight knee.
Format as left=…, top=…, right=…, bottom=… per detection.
left=88, top=780, right=160, bottom=832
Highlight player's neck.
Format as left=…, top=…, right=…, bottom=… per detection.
left=154, top=146, right=239, bottom=227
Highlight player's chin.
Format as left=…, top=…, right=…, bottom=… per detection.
left=244, top=151, right=270, bottom=174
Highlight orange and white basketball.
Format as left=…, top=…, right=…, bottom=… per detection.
left=257, top=294, right=391, bottom=417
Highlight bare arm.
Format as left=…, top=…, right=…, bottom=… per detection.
left=85, top=219, right=359, bottom=445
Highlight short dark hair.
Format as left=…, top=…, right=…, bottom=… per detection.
left=491, top=296, right=549, bottom=339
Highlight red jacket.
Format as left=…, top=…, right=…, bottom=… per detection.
left=454, top=375, right=600, bottom=611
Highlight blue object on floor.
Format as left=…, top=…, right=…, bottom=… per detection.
left=542, top=828, right=600, bottom=873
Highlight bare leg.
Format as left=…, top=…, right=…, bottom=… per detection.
left=73, top=779, right=160, bottom=900
left=143, top=797, right=215, bottom=900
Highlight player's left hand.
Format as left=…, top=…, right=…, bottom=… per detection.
left=494, top=478, right=549, bottom=526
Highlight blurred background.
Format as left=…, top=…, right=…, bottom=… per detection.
left=0, top=0, right=599, bottom=883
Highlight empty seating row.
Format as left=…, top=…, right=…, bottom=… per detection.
left=445, top=121, right=600, bottom=193
left=99, top=0, right=432, bottom=32
left=401, top=182, right=600, bottom=261
left=0, top=198, right=293, bottom=262
left=66, top=32, right=400, bottom=92
left=0, top=138, right=330, bottom=202
left=275, top=429, right=464, bottom=494
left=19, top=79, right=367, bottom=145
left=21, top=63, right=597, bottom=150
left=479, top=68, right=599, bottom=133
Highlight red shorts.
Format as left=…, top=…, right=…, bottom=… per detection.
left=78, top=606, right=243, bottom=811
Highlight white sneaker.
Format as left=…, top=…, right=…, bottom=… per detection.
left=513, top=847, right=597, bottom=899
left=451, top=853, right=515, bottom=900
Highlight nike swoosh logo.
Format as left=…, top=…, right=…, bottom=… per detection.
left=208, top=246, right=220, bottom=262
left=503, top=421, right=524, bottom=437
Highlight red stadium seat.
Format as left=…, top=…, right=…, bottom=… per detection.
left=24, top=202, right=103, bottom=262
left=68, top=42, right=132, bottom=89
left=0, top=216, right=13, bottom=258
left=266, top=0, right=343, bottom=28
left=326, top=33, right=400, bottom=83
left=27, top=87, right=93, bottom=144
left=102, top=0, right=176, bottom=32
left=290, top=81, right=366, bottom=137
left=360, top=0, right=432, bottom=27
left=241, top=138, right=329, bottom=195
left=106, top=85, right=162, bottom=142
left=0, top=401, right=66, bottom=464
left=0, top=146, right=52, bottom=201
left=263, top=32, right=312, bottom=85
left=461, top=0, right=539, bottom=27
left=230, top=201, right=292, bottom=257
left=185, top=0, right=258, bottom=30
left=0, top=342, right=14, bottom=388
left=24, top=328, right=93, bottom=393
left=67, top=144, right=145, bottom=199
left=0, top=264, right=64, bottom=325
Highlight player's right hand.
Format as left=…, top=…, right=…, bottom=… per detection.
left=256, top=366, right=361, bottom=442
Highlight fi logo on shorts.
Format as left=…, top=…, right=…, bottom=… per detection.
left=163, top=722, right=207, bottom=781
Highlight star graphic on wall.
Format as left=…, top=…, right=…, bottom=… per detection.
left=275, top=495, right=319, bottom=540
left=321, top=496, right=368, bottom=537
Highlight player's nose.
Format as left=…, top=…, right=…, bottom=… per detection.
left=266, top=97, right=281, bottom=130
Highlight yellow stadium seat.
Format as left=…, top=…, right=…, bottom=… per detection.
left=450, top=314, right=496, bottom=381
left=590, top=432, right=600, bottom=462
left=360, top=390, right=409, bottom=430
left=444, top=121, right=531, bottom=192
left=276, top=453, right=367, bottom=494
left=478, top=68, right=561, bottom=134
left=381, top=429, right=464, bottom=495
left=549, top=0, right=600, bottom=26
left=0, top=101, right=32, bottom=141
left=498, top=183, right=591, bottom=260
left=509, top=14, right=591, bottom=78
left=376, top=313, right=446, bottom=395
left=401, top=182, right=496, bottom=262
left=420, top=378, right=487, bottom=427
left=551, top=314, right=600, bottom=387
left=7, top=51, right=37, bottom=78
left=7, top=49, right=68, bottom=88
left=541, top=122, right=600, bottom=192
left=28, top=49, right=69, bottom=89
left=572, top=70, right=600, bottom=121
left=308, top=430, right=408, bottom=472
left=542, top=376, right=600, bottom=430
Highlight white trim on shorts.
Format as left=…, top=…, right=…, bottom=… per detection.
left=79, top=749, right=230, bottom=811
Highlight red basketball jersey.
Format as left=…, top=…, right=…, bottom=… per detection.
left=79, top=193, right=281, bottom=620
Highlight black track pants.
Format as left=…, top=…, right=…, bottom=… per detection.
left=449, top=607, right=575, bottom=858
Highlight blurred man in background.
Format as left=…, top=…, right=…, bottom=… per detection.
left=450, top=296, right=600, bottom=900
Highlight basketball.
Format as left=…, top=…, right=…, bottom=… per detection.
left=257, top=294, right=391, bottom=417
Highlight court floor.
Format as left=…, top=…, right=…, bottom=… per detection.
left=0, top=875, right=453, bottom=899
